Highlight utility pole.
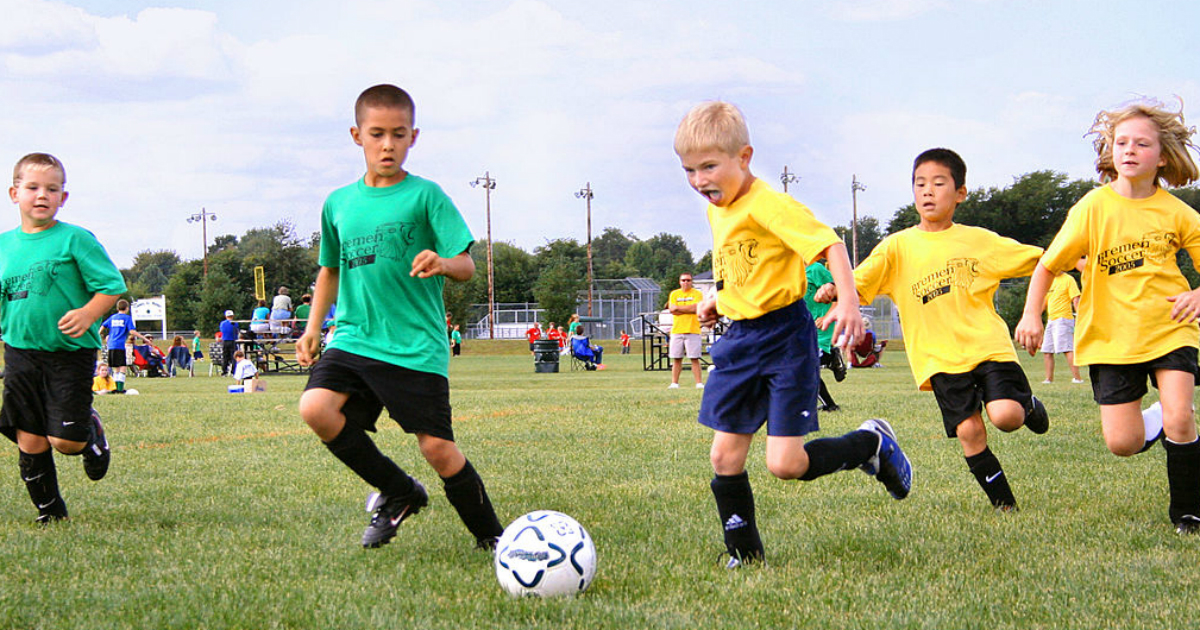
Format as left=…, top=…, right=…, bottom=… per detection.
left=187, top=207, right=218, bottom=278
left=470, top=172, right=497, bottom=339
left=851, top=175, right=866, bottom=267
left=575, top=182, right=595, bottom=316
left=780, top=166, right=799, bottom=194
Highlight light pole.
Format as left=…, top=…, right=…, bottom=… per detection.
left=851, top=175, right=866, bottom=267
left=470, top=172, right=497, bottom=339
left=575, top=182, right=594, bottom=316
left=187, top=207, right=217, bottom=278
left=780, top=166, right=800, bottom=194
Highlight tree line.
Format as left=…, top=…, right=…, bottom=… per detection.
left=119, top=173, right=1200, bottom=334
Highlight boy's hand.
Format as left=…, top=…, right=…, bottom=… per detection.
left=825, top=300, right=863, bottom=352
left=1167, top=287, right=1200, bottom=323
left=295, top=331, right=322, bottom=366
left=697, top=296, right=719, bottom=326
left=1013, top=314, right=1044, bottom=356
left=411, top=250, right=446, bottom=278
left=57, top=308, right=97, bottom=338
left=813, top=283, right=837, bottom=303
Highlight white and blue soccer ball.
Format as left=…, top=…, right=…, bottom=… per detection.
left=494, top=510, right=596, bottom=597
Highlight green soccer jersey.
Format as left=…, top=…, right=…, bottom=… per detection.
left=0, top=221, right=127, bottom=351
left=319, top=175, right=473, bottom=376
left=803, top=262, right=834, bottom=352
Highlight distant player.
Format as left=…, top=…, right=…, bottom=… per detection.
left=296, top=84, right=503, bottom=550
left=99, top=298, right=150, bottom=393
left=675, top=101, right=912, bottom=568
left=1016, top=99, right=1200, bottom=534
left=819, top=148, right=1048, bottom=511
left=1040, top=272, right=1084, bottom=384
left=0, top=153, right=126, bottom=523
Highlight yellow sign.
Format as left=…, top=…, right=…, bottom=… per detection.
left=254, top=266, right=265, bottom=301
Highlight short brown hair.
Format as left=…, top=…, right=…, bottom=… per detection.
left=1089, top=98, right=1199, bottom=187
left=674, top=101, right=750, bottom=157
left=355, top=84, right=415, bottom=126
left=13, top=152, right=66, bottom=186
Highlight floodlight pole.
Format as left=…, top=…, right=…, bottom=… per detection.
left=187, top=207, right=218, bottom=278
left=780, top=166, right=800, bottom=194
left=470, top=172, right=497, bottom=339
left=851, top=175, right=866, bottom=267
left=575, top=182, right=595, bottom=316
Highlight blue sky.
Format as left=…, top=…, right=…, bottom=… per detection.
left=3, top=0, right=1198, bottom=268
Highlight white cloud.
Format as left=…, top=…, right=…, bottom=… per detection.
left=824, top=0, right=948, bottom=21
left=0, top=0, right=96, bottom=50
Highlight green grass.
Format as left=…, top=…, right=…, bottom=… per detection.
left=1, top=345, right=1197, bottom=629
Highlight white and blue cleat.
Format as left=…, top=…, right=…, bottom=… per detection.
left=858, top=418, right=912, bottom=500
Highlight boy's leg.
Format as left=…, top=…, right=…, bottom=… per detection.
left=1155, top=370, right=1200, bottom=532
left=1066, top=351, right=1083, bottom=382
left=1043, top=353, right=1054, bottom=383
left=418, top=434, right=503, bottom=548
left=710, top=432, right=763, bottom=565
left=817, top=378, right=838, bottom=411
left=16, top=432, right=68, bottom=522
left=956, top=413, right=1017, bottom=509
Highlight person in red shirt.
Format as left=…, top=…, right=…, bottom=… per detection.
left=620, top=330, right=631, bottom=354
left=525, top=322, right=543, bottom=353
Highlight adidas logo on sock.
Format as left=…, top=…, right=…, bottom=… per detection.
left=724, top=514, right=747, bottom=531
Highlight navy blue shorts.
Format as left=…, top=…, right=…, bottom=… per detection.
left=698, top=300, right=821, bottom=437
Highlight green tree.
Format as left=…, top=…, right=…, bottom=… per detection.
left=163, top=260, right=205, bottom=332
left=696, top=250, right=712, bottom=274
left=195, top=267, right=243, bottom=336
left=492, top=241, right=537, bottom=303
left=239, top=220, right=318, bottom=298
left=625, top=233, right=694, bottom=292
left=592, top=227, right=637, bottom=271
left=533, top=261, right=586, bottom=325
left=833, top=215, right=885, bottom=265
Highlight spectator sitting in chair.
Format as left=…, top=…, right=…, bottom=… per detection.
left=570, top=329, right=605, bottom=370
left=166, top=335, right=192, bottom=376
left=849, top=315, right=887, bottom=368
left=132, top=336, right=167, bottom=377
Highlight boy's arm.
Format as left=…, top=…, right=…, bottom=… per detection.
left=412, top=250, right=474, bottom=281
left=1014, top=263, right=1055, bottom=355
left=820, top=242, right=864, bottom=350
left=296, top=266, right=339, bottom=366
left=58, top=293, right=121, bottom=339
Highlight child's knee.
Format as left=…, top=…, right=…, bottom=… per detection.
left=765, top=456, right=806, bottom=480
left=1105, top=435, right=1143, bottom=457
left=986, top=400, right=1025, bottom=431
left=418, top=437, right=463, bottom=474
left=298, top=392, right=343, bottom=439
left=48, top=436, right=86, bottom=455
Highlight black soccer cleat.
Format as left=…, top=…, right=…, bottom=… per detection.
left=82, top=408, right=111, bottom=481
left=1175, top=515, right=1200, bottom=535
left=1024, top=396, right=1049, bottom=435
left=361, top=479, right=429, bottom=548
left=830, top=348, right=848, bottom=383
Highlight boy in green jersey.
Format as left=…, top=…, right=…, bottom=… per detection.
left=296, top=85, right=503, bottom=550
left=0, top=153, right=126, bottom=523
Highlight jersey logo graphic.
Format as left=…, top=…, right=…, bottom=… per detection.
left=910, top=258, right=980, bottom=304
left=1097, top=231, right=1178, bottom=276
left=1, top=259, right=61, bottom=302
left=375, top=222, right=417, bottom=261
left=715, top=239, right=759, bottom=288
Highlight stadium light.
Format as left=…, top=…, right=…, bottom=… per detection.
left=186, top=207, right=218, bottom=278
left=851, top=175, right=866, bottom=267
left=470, top=172, right=497, bottom=339
left=780, top=166, right=800, bottom=194
left=575, top=183, right=595, bottom=316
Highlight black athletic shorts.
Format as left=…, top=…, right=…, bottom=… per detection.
left=107, top=348, right=127, bottom=368
left=929, top=361, right=1032, bottom=437
left=0, top=345, right=94, bottom=444
left=1089, top=346, right=1198, bottom=405
left=303, top=348, right=454, bottom=441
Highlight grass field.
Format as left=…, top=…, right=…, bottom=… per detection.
left=1, top=342, right=1197, bottom=629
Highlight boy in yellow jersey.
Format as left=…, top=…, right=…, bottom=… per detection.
left=1040, top=272, right=1083, bottom=384
left=818, top=148, right=1048, bottom=511
left=1016, top=100, right=1200, bottom=534
left=675, top=101, right=912, bottom=568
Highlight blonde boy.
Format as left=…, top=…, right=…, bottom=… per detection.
left=0, top=153, right=126, bottom=523
left=675, top=102, right=912, bottom=568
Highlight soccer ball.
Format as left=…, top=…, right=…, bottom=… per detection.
left=494, top=510, right=596, bottom=597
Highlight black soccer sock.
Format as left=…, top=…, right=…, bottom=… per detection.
left=798, top=429, right=877, bottom=481
left=710, top=472, right=764, bottom=561
left=817, top=378, right=837, bottom=409
left=19, top=450, right=67, bottom=519
left=323, top=424, right=415, bottom=499
left=1163, top=437, right=1200, bottom=523
left=966, top=448, right=1016, bottom=509
left=442, top=459, right=504, bottom=543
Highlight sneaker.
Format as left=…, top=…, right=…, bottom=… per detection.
left=695, top=382, right=704, bottom=389
left=362, top=479, right=429, bottom=548
left=819, top=403, right=840, bottom=412
left=724, top=556, right=742, bottom=570
left=82, top=408, right=110, bottom=481
left=830, top=348, right=847, bottom=382
left=995, top=503, right=1019, bottom=514
left=35, top=511, right=68, bottom=525
left=668, top=383, right=680, bottom=389
left=1071, top=378, right=1085, bottom=384
left=476, top=536, right=499, bottom=551
left=1024, top=396, right=1049, bottom=435
left=857, top=418, right=912, bottom=500
left=1175, top=515, right=1200, bottom=535
left=1041, top=379, right=1052, bottom=384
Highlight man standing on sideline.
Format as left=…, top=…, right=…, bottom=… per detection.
left=219, top=310, right=240, bottom=377
left=667, top=272, right=705, bottom=389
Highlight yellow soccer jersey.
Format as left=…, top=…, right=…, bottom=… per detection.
left=1041, top=185, right=1200, bottom=365
left=708, top=178, right=840, bottom=321
left=667, top=288, right=704, bottom=334
left=855, top=224, right=1042, bottom=390
left=1045, top=272, right=1080, bottom=321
